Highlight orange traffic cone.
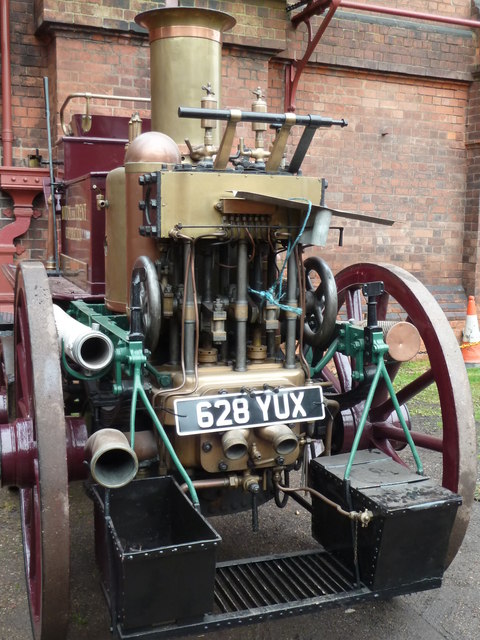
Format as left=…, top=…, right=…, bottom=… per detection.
left=462, top=295, right=480, bottom=367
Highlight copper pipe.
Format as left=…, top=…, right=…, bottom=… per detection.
left=1, top=0, right=13, bottom=165
left=180, top=477, right=233, bottom=493
left=340, top=1, right=480, bottom=29
left=291, top=0, right=480, bottom=29
left=276, top=482, right=373, bottom=525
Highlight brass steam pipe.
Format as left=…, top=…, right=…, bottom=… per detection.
left=84, top=428, right=139, bottom=489
left=235, top=239, right=249, bottom=372
left=60, top=92, right=150, bottom=136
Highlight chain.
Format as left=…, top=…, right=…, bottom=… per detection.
left=353, top=518, right=359, bottom=569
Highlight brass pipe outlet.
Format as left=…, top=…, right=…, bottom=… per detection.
left=257, top=424, right=298, bottom=456
left=221, top=429, right=250, bottom=461
left=85, top=429, right=139, bottom=489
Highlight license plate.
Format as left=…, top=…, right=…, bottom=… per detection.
left=174, top=385, right=325, bottom=435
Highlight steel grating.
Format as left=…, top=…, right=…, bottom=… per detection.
left=214, top=550, right=356, bottom=613
left=116, top=547, right=442, bottom=639
left=117, top=549, right=383, bottom=639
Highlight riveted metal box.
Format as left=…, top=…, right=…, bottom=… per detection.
left=92, top=476, right=221, bottom=632
left=310, top=450, right=461, bottom=592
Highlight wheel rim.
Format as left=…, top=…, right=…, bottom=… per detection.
left=330, top=262, right=476, bottom=564
left=132, top=255, right=162, bottom=351
left=15, top=262, right=70, bottom=640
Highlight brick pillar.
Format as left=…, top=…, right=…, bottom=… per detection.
left=465, top=71, right=480, bottom=301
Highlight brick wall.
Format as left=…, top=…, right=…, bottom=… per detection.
left=0, top=0, right=479, bottom=321
left=292, top=66, right=469, bottom=285
left=6, top=0, right=49, bottom=164
left=465, top=73, right=480, bottom=300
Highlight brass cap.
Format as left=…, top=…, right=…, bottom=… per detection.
left=135, top=7, right=236, bottom=36
left=124, top=131, right=181, bottom=164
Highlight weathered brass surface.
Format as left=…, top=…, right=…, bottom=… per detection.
left=199, top=428, right=300, bottom=474
left=159, top=363, right=305, bottom=424
left=156, top=363, right=307, bottom=472
left=125, top=162, right=159, bottom=295
left=155, top=171, right=323, bottom=237
left=105, top=166, right=127, bottom=312
left=135, top=8, right=235, bottom=146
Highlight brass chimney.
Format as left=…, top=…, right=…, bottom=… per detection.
left=135, top=7, right=235, bottom=147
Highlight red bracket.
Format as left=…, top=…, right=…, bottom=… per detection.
left=0, top=167, right=49, bottom=310
left=285, top=0, right=480, bottom=113
left=285, top=0, right=341, bottom=112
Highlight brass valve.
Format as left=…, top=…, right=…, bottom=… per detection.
left=128, top=112, right=143, bottom=143
left=201, top=83, right=217, bottom=131
left=240, top=87, right=270, bottom=166
left=251, top=87, right=267, bottom=132
left=184, top=83, right=219, bottom=163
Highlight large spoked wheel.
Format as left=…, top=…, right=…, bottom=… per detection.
left=325, top=262, right=476, bottom=565
left=15, top=262, right=70, bottom=640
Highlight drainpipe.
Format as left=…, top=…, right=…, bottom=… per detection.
left=1, top=0, right=13, bottom=166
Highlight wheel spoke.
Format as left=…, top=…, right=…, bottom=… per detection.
left=344, top=287, right=362, bottom=320
left=370, top=367, right=434, bottom=422
left=372, top=423, right=443, bottom=452
left=333, top=352, right=352, bottom=392
left=370, top=434, right=406, bottom=465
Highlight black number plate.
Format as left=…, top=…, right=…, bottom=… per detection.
left=174, top=385, right=325, bottom=435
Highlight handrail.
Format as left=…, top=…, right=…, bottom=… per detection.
left=59, top=92, right=150, bottom=136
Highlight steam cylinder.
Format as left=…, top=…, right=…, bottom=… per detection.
left=135, top=7, right=236, bottom=147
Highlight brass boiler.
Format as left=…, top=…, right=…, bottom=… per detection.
left=105, top=7, right=235, bottom=311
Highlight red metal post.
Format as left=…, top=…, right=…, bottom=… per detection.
left=0, top=0, right=13, bottom=166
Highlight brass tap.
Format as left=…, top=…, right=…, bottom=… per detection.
left=185, top=84, right=219, bottom=164
left=250, top=87, right=270, bottom=166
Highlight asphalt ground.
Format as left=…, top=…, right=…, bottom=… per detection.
left=1, top=467, right=479, bottom=640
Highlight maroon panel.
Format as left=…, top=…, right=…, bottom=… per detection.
left=61, top=172, right=106, bottom=295
left=60, top=137, right=127, bottom=181
left=70, top=113, right=151, bottom=138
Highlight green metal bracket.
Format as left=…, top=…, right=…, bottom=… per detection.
left=69, top=301, right=130, bottom=343
left=309, top=321, right=423, bottom=480
left=63, top=301, right=200, bottom=508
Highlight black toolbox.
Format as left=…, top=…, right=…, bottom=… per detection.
left=92, top=476, right=221, bottom=632
left=310, top=449, right=461, bottom=591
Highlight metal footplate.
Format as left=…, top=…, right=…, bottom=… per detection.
left=94, top=463, right=460, bottom=640
left=114, top=548, right=440, bottom=639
